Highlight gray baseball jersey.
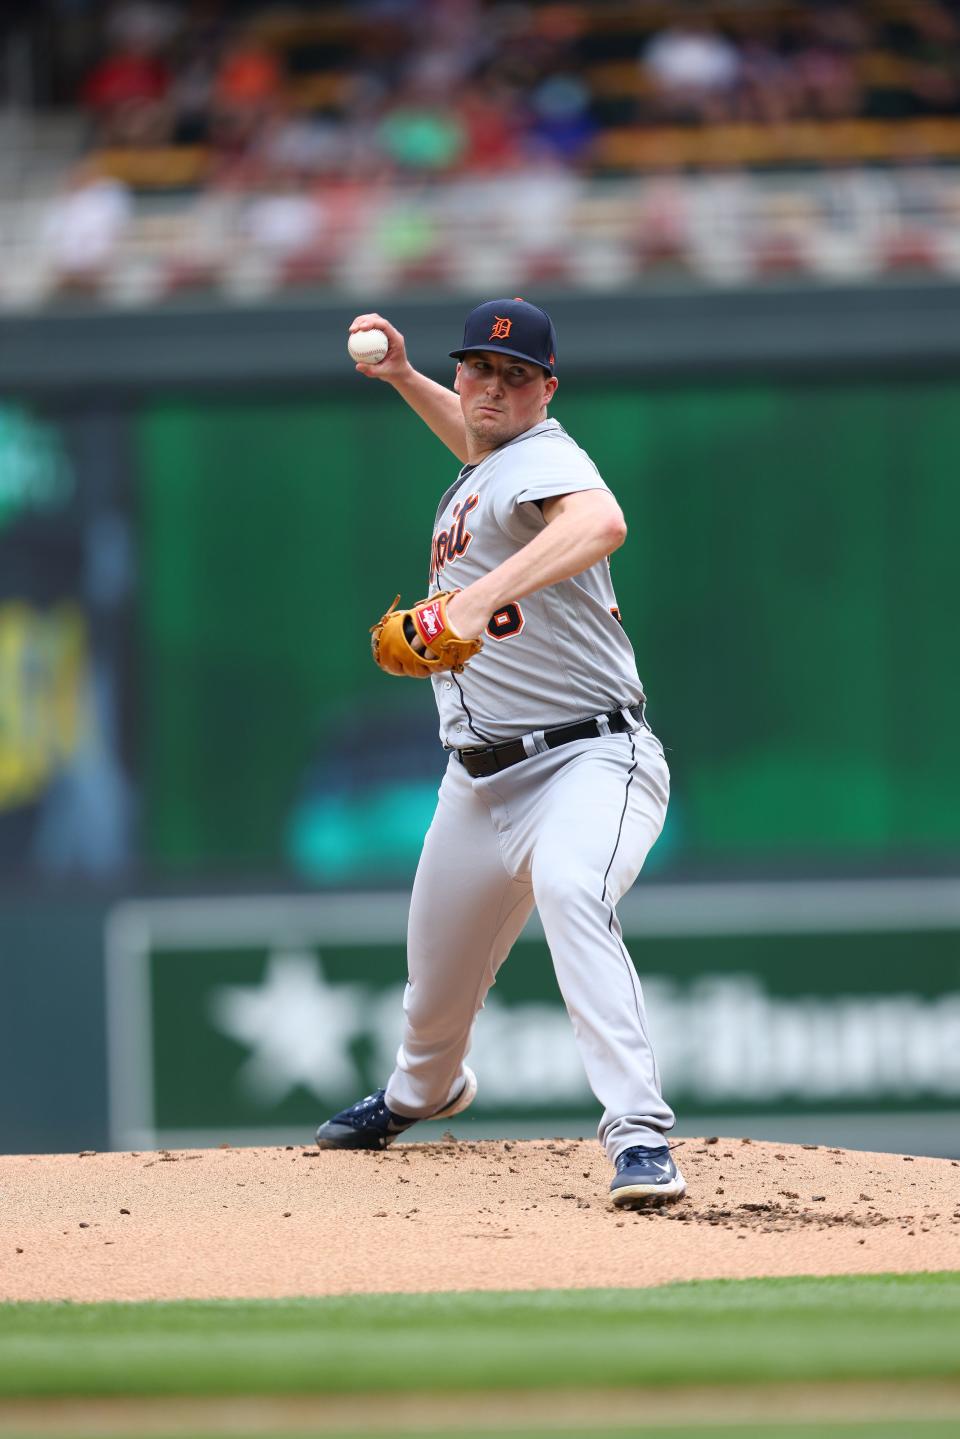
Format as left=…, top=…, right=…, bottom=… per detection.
left=428, top=418, right=644, bottom=745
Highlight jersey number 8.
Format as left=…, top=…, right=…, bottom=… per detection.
left=486, top=602, right=524, bottom=640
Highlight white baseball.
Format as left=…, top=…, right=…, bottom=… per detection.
left=348, top=328, right=389, bottom=365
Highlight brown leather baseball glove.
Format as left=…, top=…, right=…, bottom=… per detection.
left=371, top=591, right=483, bottom=678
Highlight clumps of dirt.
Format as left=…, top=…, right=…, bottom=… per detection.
left=1, top=1137, right=958, bottom=1302
left=652, top=1200, right=893, bottom=1234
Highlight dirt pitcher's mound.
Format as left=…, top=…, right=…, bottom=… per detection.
left=2, top=1138, right=959, bottom=1302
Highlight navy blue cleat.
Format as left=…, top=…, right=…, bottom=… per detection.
left=315, top=1066, right=477, bottom=1150
left=610, top=1145, right=686, bottom=1206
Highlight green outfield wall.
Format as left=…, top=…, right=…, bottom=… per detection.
left=139, top=376, right=959, bottom=881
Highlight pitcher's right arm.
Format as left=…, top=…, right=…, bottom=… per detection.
left=348, top=313, right=468, bottom=463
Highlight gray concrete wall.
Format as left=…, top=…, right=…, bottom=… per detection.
left=4, top=280, right=960, bottom=394
left=1, top=897, right=110, bottom=1154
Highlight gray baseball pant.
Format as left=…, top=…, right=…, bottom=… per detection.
left=384, top=728, right=675, bottom=1158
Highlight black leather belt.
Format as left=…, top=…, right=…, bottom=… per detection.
left=455, top=703, right=646, bottom=778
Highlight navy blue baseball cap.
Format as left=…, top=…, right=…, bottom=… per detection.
left=450, top=297, right=558, bottom=374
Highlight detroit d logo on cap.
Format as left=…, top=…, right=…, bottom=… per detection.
left=489, top=316, right=513, bottom=340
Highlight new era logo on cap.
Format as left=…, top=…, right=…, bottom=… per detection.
left=451, top=298, right=558, bottom=374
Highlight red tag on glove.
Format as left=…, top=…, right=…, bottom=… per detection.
left=412, top=600, right=444, bottom=648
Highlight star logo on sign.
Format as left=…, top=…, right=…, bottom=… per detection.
left=208, top=950, right=367, bottom=1106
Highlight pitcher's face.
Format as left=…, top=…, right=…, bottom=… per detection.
left=455, top=351, right=558, bottom=456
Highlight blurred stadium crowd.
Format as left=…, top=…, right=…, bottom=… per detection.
left=3, top=0, right=960, bottom=305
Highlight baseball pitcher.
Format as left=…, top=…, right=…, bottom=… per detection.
left=316, top=298, right=685, bottom=1207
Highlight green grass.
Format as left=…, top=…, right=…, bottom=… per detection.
left=0, top=1273, right=958, bottom=1398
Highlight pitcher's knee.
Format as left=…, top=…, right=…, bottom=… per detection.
left=404, top=1000, right=467, bottom=1047
left=401, top=985, right=472, bottom=1042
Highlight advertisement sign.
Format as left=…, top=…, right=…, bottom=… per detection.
left=106, top=881, right=960, bottom=1151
